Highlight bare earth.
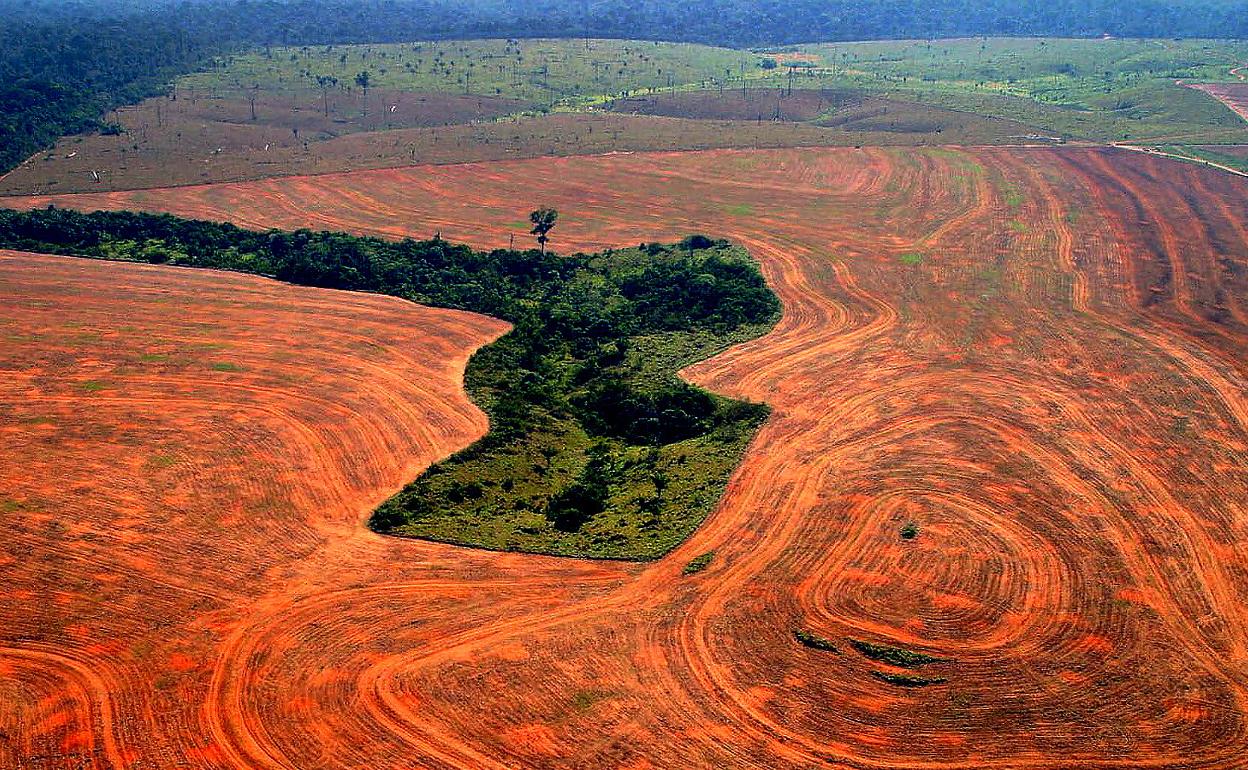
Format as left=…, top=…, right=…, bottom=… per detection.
left=3, top=146, right=1248, bottom=768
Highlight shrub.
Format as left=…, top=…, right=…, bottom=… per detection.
left=794, top=629, right=840, bottom=653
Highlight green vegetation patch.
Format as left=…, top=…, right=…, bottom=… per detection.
left=181, top=39, right=752, bottom=110
left=1001, top=184, right=1025, bottom=208
left=767, top=38, right=1248, bottom=144
left=570, top=689, right=614, bottom=713
left=898, top=252, right=924, bottom=266
left=850, top=638, right=944, bottom=668
left=211, top=361, right=245, bottom=372
left=871, top=671, right=947, bottom=688
left=794, top=629, right=840, bottom=653
left=900, top=521, right=919, bottom=540
left=376, top=238, right=778, bottom=559
left=682, top=551, right=716, bottom=575
left=0, top=208, right=778, bottom=561
left=78, top=380, right=108, bottom=392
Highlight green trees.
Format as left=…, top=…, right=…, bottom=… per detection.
left=529, top=207, right=558, bottom=254
left=317, top=75, right=339, bottom=117
left=545, top=446, right=611, bottom=532
left=354, top=70, right=372, bottom=114
left=0, top=207, right=780, bottom=558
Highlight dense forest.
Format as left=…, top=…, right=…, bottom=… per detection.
left=2, top=0, right=1246, bottom=174
left=0, top=206, right=779, bottom=557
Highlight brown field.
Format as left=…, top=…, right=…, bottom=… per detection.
left=154, top=88, right=533, bottom=134
left=4, top=145, right=1248, bottom=768
left=606, top=88, right=1040, bottom=139
left=0, top=103, right=1039, bottom=196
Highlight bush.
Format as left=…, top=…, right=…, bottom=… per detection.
left=794, top=629, right=840, bottom=652
left=682, top=551, right=716, bottom=575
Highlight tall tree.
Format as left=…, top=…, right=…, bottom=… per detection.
left=529, top=207, right=558, bottom=254
left=317, top=75, right=338, bottom=117
left=354, top=70, right=372, bottom=115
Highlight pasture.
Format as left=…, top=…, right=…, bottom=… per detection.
left=10, top=37, right=1248, bottom=195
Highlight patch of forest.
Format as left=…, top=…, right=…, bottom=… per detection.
left=0, top=206, right=780, bottom=558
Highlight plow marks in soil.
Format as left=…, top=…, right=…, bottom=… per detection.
left=3, top=145, right=1248, bottom=768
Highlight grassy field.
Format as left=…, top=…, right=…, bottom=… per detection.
left=181, top=38, right=753, bottom=108
left=766, top=38, right=1248, bottom=142
left=181, top=37, right=1248, bottom=143
left=1153, top=144, right=1248, bottom=173
left=9, top=37, right=1248, bottom=195
left=0, top=105, right=1036, bottom=196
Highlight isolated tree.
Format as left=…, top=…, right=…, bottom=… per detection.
left=317, top=75, right=338, bottom=116
left=529, top=207, right=558, bottom=254
left=354, top=70, right=371, bottom=115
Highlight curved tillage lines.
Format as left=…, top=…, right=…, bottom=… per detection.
left=0, top=251, right=514, bottom=769
left=3, top=145, right=1248, bottom=767
left=0, top=646, right=125, bottom=770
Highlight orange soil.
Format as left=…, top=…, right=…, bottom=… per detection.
left=4, top=145, right=1248, bottom=768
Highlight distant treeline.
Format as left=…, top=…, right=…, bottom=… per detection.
left=2, top=0, right=1246, bottom=174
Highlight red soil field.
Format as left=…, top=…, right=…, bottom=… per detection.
left=4, top=145, right=1248, bottom=768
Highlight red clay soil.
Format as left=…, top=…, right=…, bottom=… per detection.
left=4, top=146, right=1248, bottom=768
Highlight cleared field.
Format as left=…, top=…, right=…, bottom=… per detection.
left=0, top=102, right=1037, bottom=196
left=774, top=37, right=1248, bottom=143
left=183, top=39, right=753, bottom=107
left=1189, top=81, right=1248, bottom=122
left=21, top=37, right=1248, bottom=196
left=4, top=145, right=1248, bottom=767
left=1148, top=144, right=1248, bottom=176
left=605, top=87, right=1042, bottom=140
left=608, top=87, right=858, bottom=121
left=0, top=251, right=528, bottom=769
